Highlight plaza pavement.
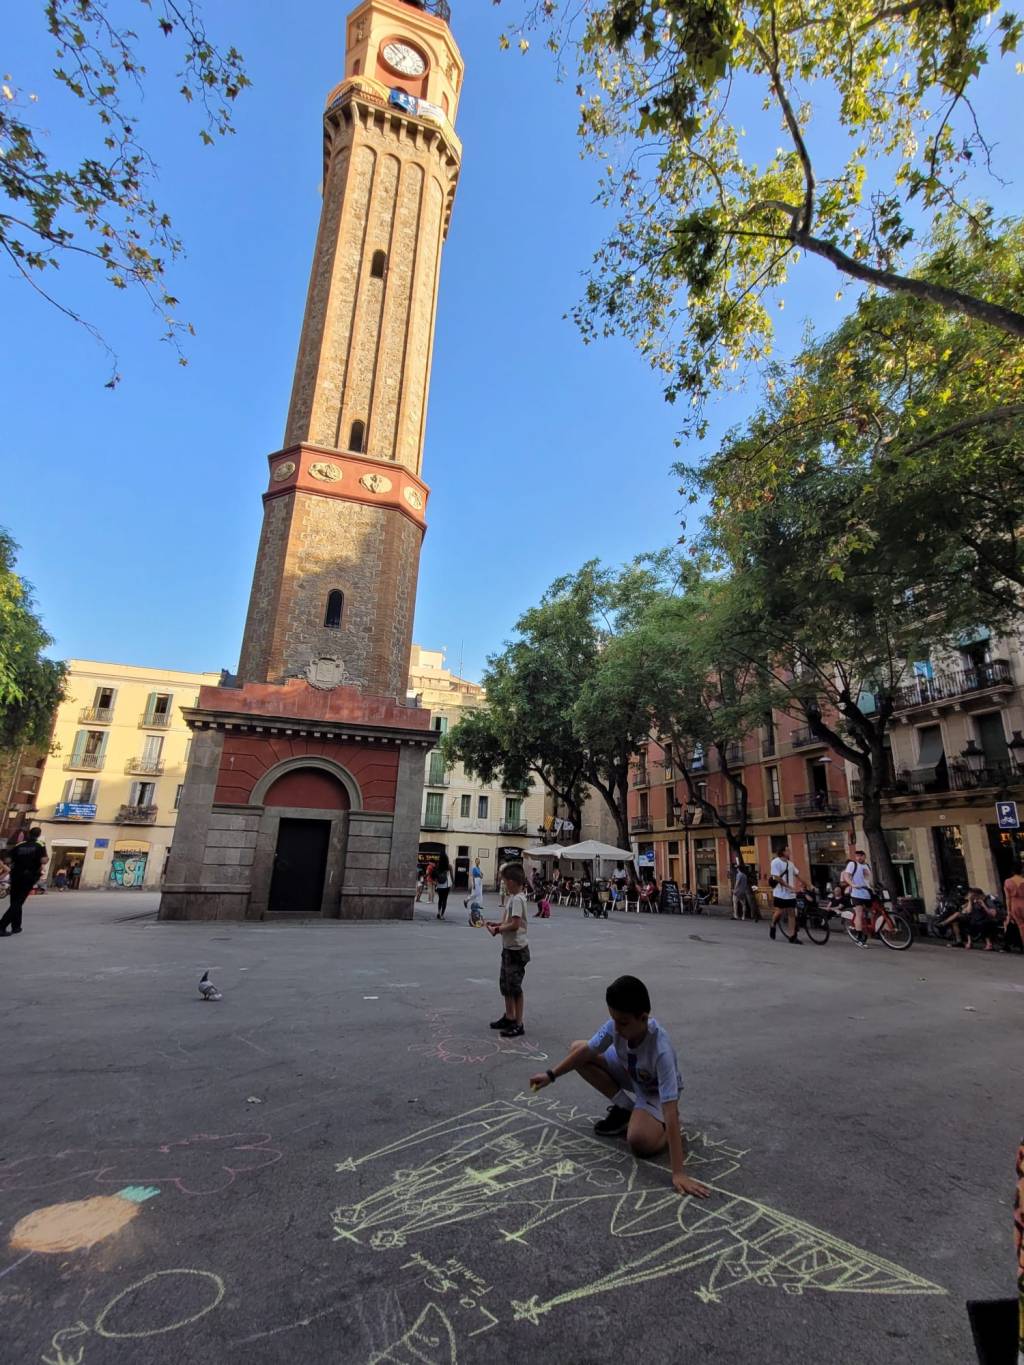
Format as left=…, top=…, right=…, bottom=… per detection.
left=0, top=889, right=1020, bottom=1363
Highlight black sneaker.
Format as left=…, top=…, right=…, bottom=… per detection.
left=790, top=935, right=803, bottom=944
left=853, top=932, right=869, bottom=948
left=490, top=1016, right=513, bottom=1030
left=500, top=1023, right=525, bottom=1038
left=593, top=1104, right=633, bottom=1136
left=769, top=923, right=777, bottom=941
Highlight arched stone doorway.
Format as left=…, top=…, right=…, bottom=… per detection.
left=249, top=758, right=358, bottom=917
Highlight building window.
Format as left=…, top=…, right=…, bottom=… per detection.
left=174, top=784, right=185, bottom=810
left=424, top=791, right=444, bottom=827
left=460, top=794, right=471, bottom=819
left=324, top=590, right=344, bottom=629
left=130, top=781, right=156, bottom=807
left=441, top=92, right=449, bottom=115
left=427, top=752, right=447, bottom=785
left=349, top=420, right=365, bottom=453
left=477, top=795, right=489, bottom=820
left=504, top=797, right=523, bottom=825
left=143, top=692, right=173, bottom=725
left=142, top=735, right=164, bottom=765
left=352, top=58, right=361, bottom=76
left=766, top=765, right=781, bottom=815
left=64, top=778, right=96, bottom=804
left=433, top=715, right=449, bottom=735
left=370, top=249, right=387, bottom=279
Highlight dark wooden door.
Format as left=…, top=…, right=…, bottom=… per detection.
left=268, top=818, right=330, bottom=913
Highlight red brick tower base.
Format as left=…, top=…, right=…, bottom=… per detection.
left=159, top=680, right=433, bottom=921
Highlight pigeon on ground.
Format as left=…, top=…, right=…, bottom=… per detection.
left=198, top=971, right=222, bottom=1001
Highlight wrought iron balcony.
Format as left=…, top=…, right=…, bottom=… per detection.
left=762, top=737, right=777, bottom=758
left=139, top=711, right=172, bottom=728
left=421, top=814, right=449, bottom=830
left=631, top=767, right=650, bottom=788
left=116, top=804, right=158, bottom=825
left=79, top=706, right=114, bottom=724
left=499, top=821, right=528, bottom=835
left=64, top=752, right=105, bottom=771
left=893, top=659, right=1013, bottom=712
left=712, top=802, right=745, bottom=824
left=790, top=727, right=826, bottom=748
left=630, top=814, right=653, bottom=833
left=794, top=791, right=849, bottom=817
left=951, top=757, right=1023, bottom=791
left=724, top=744, right=747, bottom=767
left=125, top=758, right=165, bottom=776
left=854, top=757, right=1022, bottom=802
left=403, top=0, right=451, bottom=23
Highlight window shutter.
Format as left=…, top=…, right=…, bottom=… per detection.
left=62, top=780, right=72, bottom=803
left=144, top=691, right=156, bottom=723
left=71, top=730, right=87, bottom=762
left=98, top=731, right=110, bottom=758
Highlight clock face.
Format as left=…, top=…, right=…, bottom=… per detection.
left=382, top=41, right=426, bottom=77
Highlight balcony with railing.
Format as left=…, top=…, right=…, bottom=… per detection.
left=794, top=791, right=849, bottom=817
left=79, top=706, right=114, bottom=724
left=789, top=727, right=826, bottom=749
left=724, top=744, right=747, bottom=768
left=63, top=752, right=104, bottom=772
left=425, top=770, right=450, bottom=788
left=421, top=813, right=450, bottom=830
left=630, top=813, right=653, bottom=833
left=631, top=766, right=650, bottom=788
left=852, top=756, right=1022, bottom=802
left=115, top=804, right=158, bottom=825
left=762, top=737, right=777, bottom=758
left=139, top=711, right=172, bottom=728
left=125, top=757, right=165, bottom=776
left=499, top=820, right=528, bottom=835
left=893, top=659, right=1014, bottom=712
left=711, top=802, right=745, bottom=824
left=403, top=0, right=452, bottom=22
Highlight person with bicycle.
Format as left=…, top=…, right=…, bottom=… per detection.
left=769, top=843, right=805, bottom=944
left=841, top=849, right=876, bottom=948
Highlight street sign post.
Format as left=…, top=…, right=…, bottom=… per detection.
left=995, top=801, right=1019, bottom=830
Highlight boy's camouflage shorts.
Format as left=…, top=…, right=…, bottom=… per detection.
left=499, top=946, right=530, bottom=999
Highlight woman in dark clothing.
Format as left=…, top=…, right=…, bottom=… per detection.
left=434, top=852, right=452, bottom=920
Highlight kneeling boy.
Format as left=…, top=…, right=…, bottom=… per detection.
left=529, top=974, right=710, bottom=1198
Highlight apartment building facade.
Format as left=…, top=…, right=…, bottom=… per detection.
left=34, top=660, right=221, bottom=889
left=628, top=717, right=855, bottom=900
left=409, top=646, right=545, bottom=889
left=848, top=629, right=1024, bottom=906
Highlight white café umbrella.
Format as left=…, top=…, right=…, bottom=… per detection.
left=522, top=844, right=567, bottom=860
left=558, top=839, right=637, bottom=872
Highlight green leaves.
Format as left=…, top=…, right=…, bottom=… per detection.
left=0, top=531, right=67, bottom=753
left=3, top=2, right=250, bottom=379
left=509, top=0, right=1024, bottom=425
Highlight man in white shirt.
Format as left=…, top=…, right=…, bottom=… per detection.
left=769, top=843, right=805, bottom=944
left=841, top=848, right=875, bottom=946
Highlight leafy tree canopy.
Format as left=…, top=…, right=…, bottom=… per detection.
left=0, top=531, right=66, bottom=753
left=688, top=221, right=1024, bottom=615
left=2, top=1, right=250, bottom=380
left=500, top=0, right=1023, bottom=427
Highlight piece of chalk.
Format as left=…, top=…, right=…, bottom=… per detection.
left=530, top=1082, right=541, bottom=1091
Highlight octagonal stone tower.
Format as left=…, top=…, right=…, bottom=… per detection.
left=160, top=0, right=463, bottom=922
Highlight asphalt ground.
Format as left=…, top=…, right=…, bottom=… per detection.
left=0, top=889, right=1020, bottom=1364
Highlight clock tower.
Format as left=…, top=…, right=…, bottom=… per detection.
left=160, top=0, right=464, bottom=923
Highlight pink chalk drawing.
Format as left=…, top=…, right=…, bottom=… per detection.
left=0, top=1133, right=282, bottom=1198
left=407, top=1011, right=548, bottom=1067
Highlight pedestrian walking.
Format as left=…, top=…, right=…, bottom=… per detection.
left=731, top=866, right=752, bottom=920
left=0, top=828, right=49, bottom=937
left=1003, top=861, right=1024, bottom=953
left=425, top=860, right=436, bottom=903
left=434, top=852, right=452, bottom=920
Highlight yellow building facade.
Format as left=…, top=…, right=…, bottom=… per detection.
left=408, top=646, right=546, bottom=889
left=35, top=660, right=221, bottom=889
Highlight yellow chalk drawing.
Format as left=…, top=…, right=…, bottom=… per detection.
left=331, top=1098, right=945, bottom=1319
left=368, top=1302, right=457, bottom=1365
left=11, top=1186, right=159, bottom=1255
left=41, top=1268, right=225, bottom=1364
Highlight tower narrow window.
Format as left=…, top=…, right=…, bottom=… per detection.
left=352, top=58, right=361, bottom=76
left=324, top=590, right=344, bottom=629
left=370, top=250, right=387, bottom=279
left=349, top=419, right=365, bottom=453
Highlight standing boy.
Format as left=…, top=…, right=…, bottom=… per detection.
left=529, top=974, right=710, bottom=1198
left=487, top=863, right=529, bottom=1039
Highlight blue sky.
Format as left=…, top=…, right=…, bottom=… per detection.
left=3, top=1, right=1020, bottom=683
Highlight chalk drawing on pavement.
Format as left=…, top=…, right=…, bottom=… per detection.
left=330, top=1095, right=945, bottom=1323
left=10, top=1186, right=159, bottom=1255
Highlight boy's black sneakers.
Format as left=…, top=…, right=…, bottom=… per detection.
left=500, top=1023, right=525, bottom=1038
left=490, top=1015, right=513, bottom=1029
left=593, top=1104, right=633, bottom=1136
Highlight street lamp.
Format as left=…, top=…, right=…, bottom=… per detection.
left=960, top=739, right=985, bottom=773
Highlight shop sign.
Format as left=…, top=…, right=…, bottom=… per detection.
left=55, top=802, right=97, bottom=821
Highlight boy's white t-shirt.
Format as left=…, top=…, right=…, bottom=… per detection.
left=770, top=857, right=798, bottom=900
left=587, top=1017, right=682, bottom=1103
left=500, top=892, right=529, bottom=949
